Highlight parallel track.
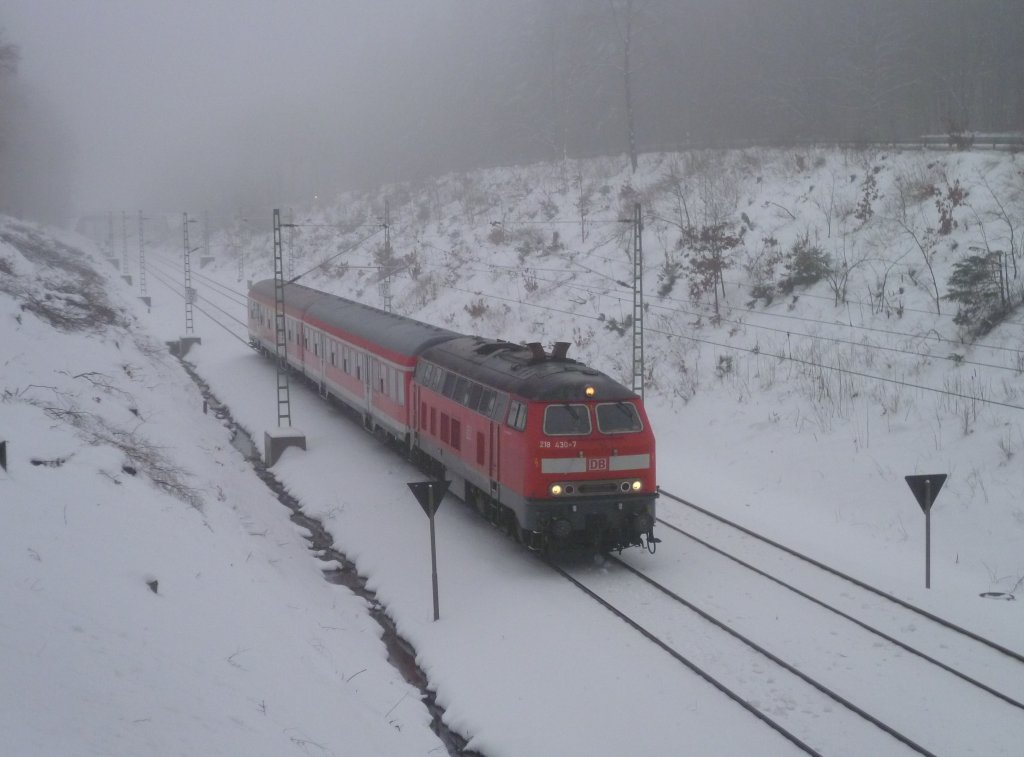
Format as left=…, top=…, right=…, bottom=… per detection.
left=658, top=488, right=1024, bottom=669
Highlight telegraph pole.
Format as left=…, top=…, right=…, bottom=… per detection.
left=286, top=207, right=295, bottom=280
left=202, top=210, right=210, bottom=261
left=631, top=202, right=645, bottom=401
left=107, top=211, right=116, bottom=266
left=379, top=198, right=393, bottom=313
left=121, top=211, right=129, bottom=280
left=235, top=214, right=245, bottom=283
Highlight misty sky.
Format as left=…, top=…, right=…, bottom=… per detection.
left=0, top=0, right=456, bottom=219
left=4, top=1, right=1023, bottom=225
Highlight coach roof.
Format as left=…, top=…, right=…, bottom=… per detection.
left=250, top=279, right=459, bottom=358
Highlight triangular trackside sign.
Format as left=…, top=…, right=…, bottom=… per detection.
left=408, top=480, right=450, bottom=517
left=905, top=474, right=947, bottom=513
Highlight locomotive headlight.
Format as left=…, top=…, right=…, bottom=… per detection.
left=584, top=385, right=596, bottom=398
left=550, top=484, right=563, bottom=496
left=631, top=480, right=642, bottom=492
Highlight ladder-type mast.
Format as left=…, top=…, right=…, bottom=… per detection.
left=273, top=209, right=292, bottom=427
left=121, top=211, right=129, bottom=275
left=631, top=202, right=645, bottom=401
left=137, top=210, right=147, bottom=298
left=182, top=212, right=195, bottom=335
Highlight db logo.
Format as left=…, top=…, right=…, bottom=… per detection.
left=587, top=457, right=609, bottom=471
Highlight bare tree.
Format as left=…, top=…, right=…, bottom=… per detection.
left=976, top=174, right=1020, bottom=281
left=889, top=176, right=943, bottom=315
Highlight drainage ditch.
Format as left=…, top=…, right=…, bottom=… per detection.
left=178, top=359, right=479, bottom=757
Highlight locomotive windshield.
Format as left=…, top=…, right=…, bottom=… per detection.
left=543, top=404, right=592, bottom=436
left=596, top=402, right=643, bottom=433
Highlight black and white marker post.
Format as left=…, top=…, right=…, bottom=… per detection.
left=408, top=480, right=450, bottom=621
left=904, top=474, right=947, bottom=589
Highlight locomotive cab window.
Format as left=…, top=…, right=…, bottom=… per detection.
left=596, top=402, right=643, bottom=433
left=442, top=371, right=457, bottom=398
left=543, top=404, right=592, bottom=436
left=507, top=400, right=527, bottom=431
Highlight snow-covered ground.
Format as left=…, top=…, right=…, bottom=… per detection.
left=3, top=146, right=1024, bottom=755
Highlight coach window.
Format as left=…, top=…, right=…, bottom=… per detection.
left=596, top=402, right=643, bottom=433
left=543, top=404, right=592, bottom=436
left=451, top=419, right=461, bottom=451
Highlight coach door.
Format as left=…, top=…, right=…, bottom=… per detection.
left=362, top=355, right=373, bottom=421
left=317, top=332, right=327, bottom=397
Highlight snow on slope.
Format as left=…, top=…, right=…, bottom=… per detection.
left=5, top=144, right=1024, bottom=756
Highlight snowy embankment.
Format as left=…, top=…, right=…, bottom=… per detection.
left=3, top=144, right=1024, bottom=756
left=0, top=218, right=443, bottom=756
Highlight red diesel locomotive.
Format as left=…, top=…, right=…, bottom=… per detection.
left=248, top=279, right=657, bottom=552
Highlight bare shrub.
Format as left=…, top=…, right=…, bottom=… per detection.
left=0, top=223, right=128, bottom=332
left=20, top=389, right=203, bottom=509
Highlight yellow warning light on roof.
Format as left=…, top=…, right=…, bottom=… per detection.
left=584, top=385, right=596, bottom=398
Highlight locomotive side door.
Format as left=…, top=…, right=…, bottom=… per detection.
left=488, top=420, right=501, bottom=496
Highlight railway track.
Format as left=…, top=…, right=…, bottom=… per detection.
left=551, top=554, right=938, bottom=756
left=547, top=490, right=1024, bottom=755
left=656, top=488, right=1024, bottom=686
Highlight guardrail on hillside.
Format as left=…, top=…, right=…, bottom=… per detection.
left=567, top=133, right=1024, bottom=163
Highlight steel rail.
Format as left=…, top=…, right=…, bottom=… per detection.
left=658, top=488, right=1024, bottom=666
left=602, top=554, right=937, bottom=757
left=546, top=559, right=823, bottom=757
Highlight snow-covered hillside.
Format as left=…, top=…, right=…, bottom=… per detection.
left=223, top=147, right=1024, bottom=599
left=4, top=145, right=1024, bottom=756
left=0, top=218, right=445, bottom=755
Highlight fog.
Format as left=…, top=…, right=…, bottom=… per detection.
left=0, top=1, right=462, bottom=221
left=1, top=1, right=1022, bottom=225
